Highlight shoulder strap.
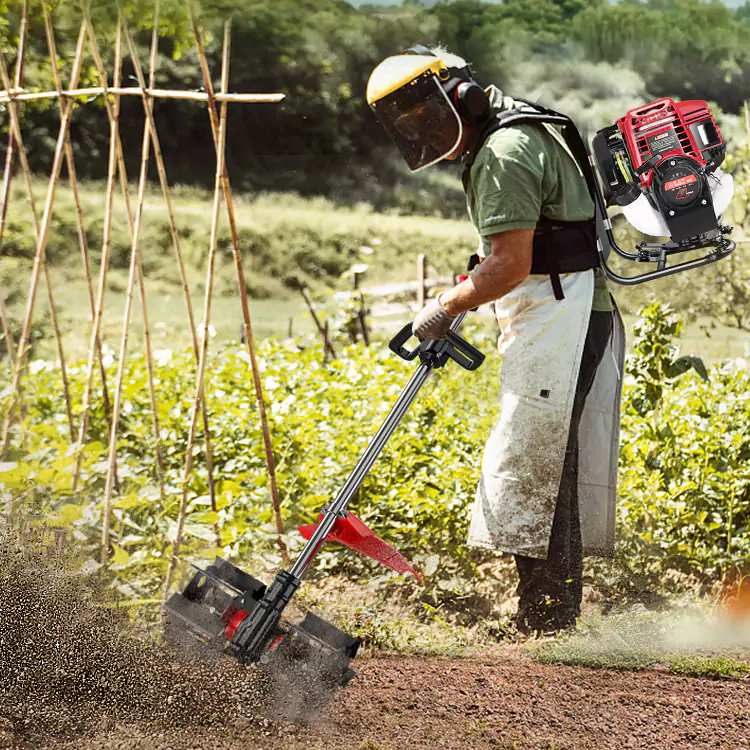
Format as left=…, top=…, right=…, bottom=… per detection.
left=462, top=98, right=602, bottom=302
left=462, top=98, right=597, bottom=204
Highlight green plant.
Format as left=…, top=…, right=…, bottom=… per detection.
left=1, top=304, right=749, bottom=612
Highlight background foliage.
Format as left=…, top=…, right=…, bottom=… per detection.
left=2, top=0, right=750, bottom=206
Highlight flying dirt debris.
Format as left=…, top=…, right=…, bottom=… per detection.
left=0, top=531, right=280, bottom=744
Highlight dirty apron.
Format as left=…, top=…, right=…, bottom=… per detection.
left=468, top=269, right=620, bottom=560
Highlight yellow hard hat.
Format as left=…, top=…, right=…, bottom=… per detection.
left=366, top=53, right=449, bottom=106
left=366, top=50, right=463, bottom=171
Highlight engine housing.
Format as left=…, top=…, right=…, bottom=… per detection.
left=592, top=98, right=733, bottom=243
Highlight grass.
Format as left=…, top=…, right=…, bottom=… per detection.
left=2, top=178, right=749, bottom=362
left=291, top=575, right=474, bottom=658
left=1, top=178, right=477, bottom=360
left=530, top=607, right=750, bottom=680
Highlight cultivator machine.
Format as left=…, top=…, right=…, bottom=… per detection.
left=164, top=314, right=484, bottom=692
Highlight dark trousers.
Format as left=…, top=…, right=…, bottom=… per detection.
left=514, top=310, right=614, bottom=632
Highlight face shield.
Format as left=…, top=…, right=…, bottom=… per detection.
left=370, top=73, right=463, bottom=172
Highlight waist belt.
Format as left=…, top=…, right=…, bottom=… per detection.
left=532, top=218, right=598, bottom=300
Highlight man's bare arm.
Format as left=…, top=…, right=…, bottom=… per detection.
left=439, top=228, right=533, bottom=317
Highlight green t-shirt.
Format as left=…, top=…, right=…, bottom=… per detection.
left=465, top=87, right=613, bottom=312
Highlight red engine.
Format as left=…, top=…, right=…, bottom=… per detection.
left=592, top=97, right=730, bottom=243
left=617, top=98, right=725, bottom=188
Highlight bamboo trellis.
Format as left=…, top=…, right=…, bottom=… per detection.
left=0, top=3, right=289, bottom=583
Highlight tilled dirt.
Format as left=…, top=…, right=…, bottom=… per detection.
left=2, top=538, right=749, bottom=750
left=4, top=646, right=750, bottom=749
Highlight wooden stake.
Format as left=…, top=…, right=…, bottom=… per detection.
left=0, top=1, right=28, bottom=373
left=192, top=14, right=290, bottom=570
left=72, top=18, right=122, bottom=490
left=42, top=7, right=121, bottom=489
left=300, top=286, right=337, bottom=360
left=0, top=298, right=14, bottom=366
left=134, top=3, right=168, bottom=507
left=114, top=11, right=218, bottom=528
left=417, top=253, right=427, bottom=309
left=100, top=10, right=170, bottom=562
left=0, top=87, right=284, bottom=104
left=45, top=7, right=117, bottom=459
left=358, top=293, right=370, bottom=346
left=0, top=14, right=84, bottom=452
left=73, top=15, right=170, bottom=518
left=323, top=320, right=330, bottom=364
left=114, top=10, right=219, bottom=572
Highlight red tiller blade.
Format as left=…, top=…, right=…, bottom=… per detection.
left=298, top=512, right=422, bottom=583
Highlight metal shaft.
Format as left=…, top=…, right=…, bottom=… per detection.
left=290, top=313, right=466, bottom=579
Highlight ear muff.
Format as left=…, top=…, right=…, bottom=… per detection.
left=451, top=80, right=490, bottom=125
left=402, top=46, right=490, bottom=124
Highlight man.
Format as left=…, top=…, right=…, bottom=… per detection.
left=367, top=47, right=625, bottom=633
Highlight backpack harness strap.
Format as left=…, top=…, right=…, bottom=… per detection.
left=462, top=99, right=600, bottom=301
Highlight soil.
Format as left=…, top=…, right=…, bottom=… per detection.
left=3, top=646, right=750, bottom=750
left=2, top=538, right=749, bottom=750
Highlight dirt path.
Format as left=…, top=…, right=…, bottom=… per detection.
left=4, top=647, right=747, bottom=750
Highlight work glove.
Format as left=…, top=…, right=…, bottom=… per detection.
left=412, top=294, right=456, bottom=341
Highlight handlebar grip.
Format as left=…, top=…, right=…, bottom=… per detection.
left=445, top=330, right=485, bottom=371
left=388, top=325, right=485, bottom=371
left=388, top=322, right=421, bottom=361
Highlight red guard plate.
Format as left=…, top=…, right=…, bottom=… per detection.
left=298, top=512, right=422, bottom=583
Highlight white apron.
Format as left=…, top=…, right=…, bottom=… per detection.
left=468, top=269, right=604, bottom=559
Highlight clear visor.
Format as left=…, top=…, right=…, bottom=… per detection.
left=371, top=74, right=463, bottom=171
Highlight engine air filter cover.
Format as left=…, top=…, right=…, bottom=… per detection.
left=657, top=158, right=703, bottom=209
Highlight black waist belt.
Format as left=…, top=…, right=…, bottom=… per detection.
left=531, top=219, right=599, bottom=300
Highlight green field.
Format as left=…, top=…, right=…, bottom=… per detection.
left=1, top=179, right=749, bottom=363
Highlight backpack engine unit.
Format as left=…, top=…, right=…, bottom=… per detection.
left=591, top=98, right=735, bottom=281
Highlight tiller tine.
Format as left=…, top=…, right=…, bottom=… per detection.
left=164, top=557, right=359, bottom=688
left=298, top=511, right=422, bottom=584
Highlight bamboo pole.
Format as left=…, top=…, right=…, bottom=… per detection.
left=73, top=16, right=166, bottom=505
left=191, top=13, right=290, bottom=568
left=116, top=9, right=219, bottom=548
left=100, top=10, right=170, bottom=561
left=0, top=16, right=85, bottom=453
left=163, top=20, right=232, bottom=597
left=0, top=0, right=29, bottom=372
left=0, top=88, right=284, bottom=104
left=111, top=9, right=167, bottom=511
left=71, top=19, right=123, bottom=490
left=0, top=299, right=14, bottom=366
left=44, top=7, right=119, bottom=489
left=13, top=7, right=77, bottom=444
left=132, top=5, right=168, bottom=507
left=0, top=3, right=32, bottom=438
left=72, top=10, right=216, bottom=553
left=0, top=1, right=27, bottom=257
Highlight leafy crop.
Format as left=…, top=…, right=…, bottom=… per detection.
left=1, top=303, right=749, bottom=610
left=0, top=328, right=500, bottom=600
left=618, top=303, right=750, bottom=581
